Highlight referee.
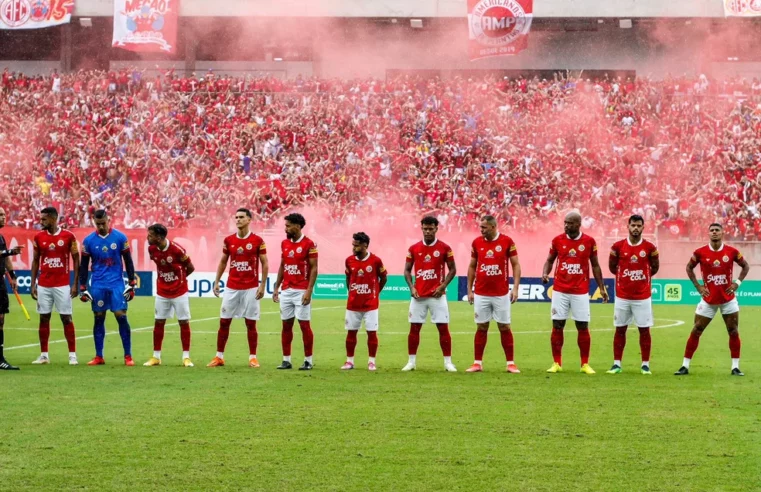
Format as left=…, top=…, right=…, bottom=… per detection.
left=0, top=207, right=23, bottom=370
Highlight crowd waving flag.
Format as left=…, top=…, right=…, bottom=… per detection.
left=112, top=0, right=179, bottom=53
left=0, top=0, right=74, bottom=29
left=468, top=0, right=533, bottom=60
left=724, top=0, right=761, bottom=16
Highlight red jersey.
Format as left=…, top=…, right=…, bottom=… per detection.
left=550, top=233, right=598, bottom=295
left=406, top=239, right=454, bottom=298
left=149, top=240, right=191, bottom=298
left=345, top=253, right=387, bottom=312
left=280, top=235, right=318, bottom=290
left=471, top=233, right=518, bottom=297
left=691, top=244, right=743, bottom=305
left=33, top=229, right=78, bottom=288
left=223, top=232, right=267, bottom=290
left=610, top=238, right=659, bottom=300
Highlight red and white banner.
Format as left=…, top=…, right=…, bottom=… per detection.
left=468, top=0, right=533, bottom=61
left=724, top=0, right=761, bottom=16
left=112, top=0, right=179, bottom=53
left=0, top=0, right=73, bottom=30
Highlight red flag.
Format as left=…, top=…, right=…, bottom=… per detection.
left=468, top=0, right=533, bottom=61
left=112, top=0, right=179, bottom=54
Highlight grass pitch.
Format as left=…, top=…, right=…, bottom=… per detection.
left=1, top=296, right=759, bottom=491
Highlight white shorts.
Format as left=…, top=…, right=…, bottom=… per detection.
left=36, top=285, right=72, bottom=315
left=474, top=294, right=511, bottom=324
left=695, top=299, right=740, bottom=320
left=155, top=293, right=191, bottom=320
left=409, top=297, right=449, bottom=324
left=551, top=291, right=590, bottom=322
left=345, top=309, right=379, bottom=332
left=280, top=288, right=311, bottom=321
left=614, top=298, right=653, bottom=328
left=220, top=288, right=261, bottom=320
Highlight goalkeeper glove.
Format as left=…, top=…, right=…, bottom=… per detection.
left=79, top=286, right=93, bottom=303
left=123, top=279, right=136, bottom=302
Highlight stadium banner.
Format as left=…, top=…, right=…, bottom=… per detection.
left=456, top=276, right=615, bottom=303
left=724, top=0, right=761, bottom=17
left=313, top=274, right=459, bottom=301
left=0, top=0, right=74, bottom=30
left=6, top=270, right=153, bottom=296
left=112, top=0, right=179, bottom=53
left=650, top=279, right=761, bottom=306
left=171, top=272, right=279, bottom=299
left=468, top=0, right=533, bottom=60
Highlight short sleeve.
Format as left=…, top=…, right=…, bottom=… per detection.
left=610, top=243, right=618, bottom=257
left=549, top=238, right=557, bottom=255
left=377, top=257, right=387, bottom=275
left=259, top=241, right=267, bottom=254
left=507, top=239, right=518, bottom=257
left=589, top=238, right=598, bottom=257
left=70, top=236, right=79, bottom=254
left=406, top=247, right=414, bottom=263
left=735, top=249, right=744, bottom=262
left=690, top=250, right=700, bottom=264
left=650, top=244, right=659, bottom=257
left=471, top=240, right=478, bottom=259
left=446, top=247, right=454, bottom=258
left=345, top=258, right=350, bottom=275
left=120, top=233, right=130, bottom=252
left=308, top=241, right=318, bottom=258
left=222, top=238, right=229, bottom=254
left=81, top=237, right=90, bottom=256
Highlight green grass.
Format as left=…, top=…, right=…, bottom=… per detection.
left=1, top=296, right=760, bottom=491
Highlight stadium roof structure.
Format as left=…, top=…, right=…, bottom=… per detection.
left=73, top=0, right=726, bottom=18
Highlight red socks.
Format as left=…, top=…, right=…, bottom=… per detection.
left=638, top=327, right=651, bottom=362
left=153, top=320, right=166, bottom=351
left=474, top=330, right=488, bottom=361
left=408, top=323, right=422, bottom=355
left=684, top=332, right=701, bottom=359
left=299, top=320, right=314, bottom=357
left=436, top=323, right=452, bottom=357
left=729, top=331, right=741, bottom=358
left=367, top=332, right=379, bottom=358
left=577, top=329, right=591, bottom=365
left=499, top=329, right=514, bottom=361
left=39, top=320, right=50, bottom=352
left=551, top=327, right=564, bottom=364
left=179, top=321, right=191, bottom=352
left=346, top=330, right=358, bottom=357
left=245, top=319, right=258, bottom=356
left=217, top=318, right=231, bottom=352
left=613, top=327, right=627, bottom=361
left=281, top=319, right=294, bottom=356
left=63, top=322, right=76, bottom=352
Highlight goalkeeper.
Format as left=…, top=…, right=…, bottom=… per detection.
left=78, top=210, right=137, bottom=366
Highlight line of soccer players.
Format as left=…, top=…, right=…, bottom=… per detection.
left=0, top=206, right=750, bottom=376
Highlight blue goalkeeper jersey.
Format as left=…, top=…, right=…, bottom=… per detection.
left=82, top=229, right=130, bottom=287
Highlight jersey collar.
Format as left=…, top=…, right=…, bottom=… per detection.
left=290, top=234, right=304, bottom=244
left=236, top=231, right=252, bottom=240
left=485, top=233, right=500, bottom=242
left=359, top=252, right=371, bottom=262
left=159, top=240, right=171, bottom=252
left=708, top=243, right=724, bottom=252
left=566, top=233, right=582, bottom=240
left=46, top=227, right=62, bottom=237
left=626, top=236, right=643, bottom=246
left=423, top=238, right=438, bottom=247
left=97, top=228, right=112, bottom=239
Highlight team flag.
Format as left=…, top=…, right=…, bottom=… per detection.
left=468, top=0, right=533, bottom=60
left=724, top=0, right=761, bottom=16
left=0, top=0, right=74, bottom=30
left=112, top=0, right=179, bottom=53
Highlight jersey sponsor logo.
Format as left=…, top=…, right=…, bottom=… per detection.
left=486, top=250, right=494, bottom=258
left=57, top=240, right=64, bottom=247
left=159, top=271, right=178, bottom=283
left=230, top=260, right=253, bottom=272
left=706, top=274, right=728, bottom=285
left=416, top=269, right=438, bottom=281
left=357, top=269, right=365, bottom=277
left=350, top=282, right=371, bottom=295
left=433, top=250, right=440, bottom=257
left=237, top=247, right=244, bottom=254
left=560, top=262, right=583, bottom=275
left=288, top=250, right=295, bottom=258
left=101, top=246, right=109, bottom=252
left=160, top=259, right=166, bottom=265
left=284, top=264, right=301, bottom=276
left=713, top=259, right=721, bottom=267
left=579, top=245, right=585, bottom=252
left=424, top=254, right=432, bottom=262
left=568, top=249, right=577, bottom=257
left=622, top=269, right=646, bottom=281
left=48, top=243, right=56, bottom=250
left=246, top=243, right=253, bottom=250
left=630, top=255, right=639, bottom=263
left=479, top=264, right=502, bottom=276
left=42, top=257, right=64, bottom=269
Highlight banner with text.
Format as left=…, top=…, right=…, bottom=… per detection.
left=6, top=270, right=153, bottom=297
left=457, top=277, right=616, bottom=303
left=0, top=0, right=74, bottom=30
left=113, top=0, right=179, bottom=53
left=724, top=0, right=761, bottom=17
left=651, top=279, right=761, bottom=306
left=468, top=0, right=533, bottom=60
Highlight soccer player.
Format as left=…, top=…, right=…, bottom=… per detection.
left=465, top=215, right=522, bottom=373
left=402, top=216, right=457, bottom=372
left=341, top=232, right=387, bottom=371
left=30, top=207, right=80, bottom=365
left=272, top=213, right=317, bottom=371
left=78, top=209, right=137, bottom=366
left=144, top=224, right=195, bottom=367
left=607, top=214, right=659, bottom=375
left=674, top=223, right=750, bottom=376
left=542, top=211, right=609, bottom=374
left=207, top=208, right=269, bottom=368
left=0, top=207, right=22, bottom=370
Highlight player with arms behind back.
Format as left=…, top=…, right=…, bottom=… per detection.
left=78, top=210, right=138, bottom=366
left=272, top=213, right=317, bottom=371
left=607, top=214, right=659, bottom=375
left=341, top=232, right=387, bottom=371
left=542, top=211, right=608, bottom=374
left=207, top=209, right=269, bottom=368
left=465, top=215, right=522, bottom=373
left=144, top=224, right=196, bottom=367
left=674, top=223, right=750, bottom=376
left=30, top=207, right=80, bottom=365
left=0, top=207, right=23, bottom=371
left=403, top=216, right=457, bottom=372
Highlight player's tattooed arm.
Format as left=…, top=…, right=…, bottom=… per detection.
left=686, top=256, right=708, bottom=297
left=590, top=255, right=609, bottom=303
left=541, top=251, right=557, bottom=284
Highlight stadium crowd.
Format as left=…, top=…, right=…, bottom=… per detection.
left=1, top=67, right=761, bottom=239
